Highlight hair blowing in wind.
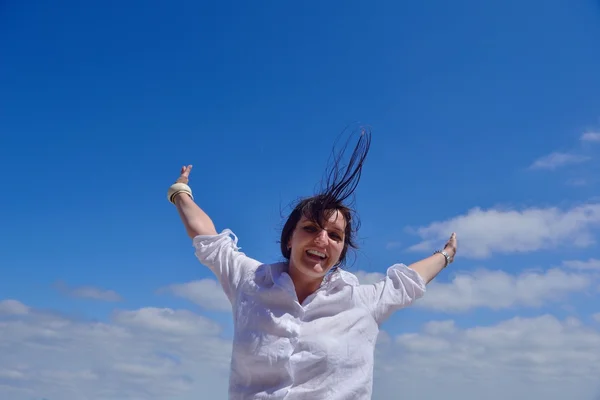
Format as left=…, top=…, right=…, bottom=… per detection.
left=278, top=125, right=372, bottom=266
left=320, top=125, right=372, bottom=206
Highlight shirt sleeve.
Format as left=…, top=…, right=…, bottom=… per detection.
left=192, top=229, right=262, bottom=304
left=355, top=263, right=427, bottom=324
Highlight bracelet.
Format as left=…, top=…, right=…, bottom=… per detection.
left=433, top=249, right=451, bottom=268
left=167, top=182, right=193, bottom=204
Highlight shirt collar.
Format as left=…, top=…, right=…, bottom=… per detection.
left=263, top=263, right=359, bottom=293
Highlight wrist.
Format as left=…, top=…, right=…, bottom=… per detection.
left=433, top=250, right=451, bottom=268
left=168, top=182, right=193, bottom=204
left=173, top=191, right=193, bottom=204
left=443, top=245, right=456, bottom=259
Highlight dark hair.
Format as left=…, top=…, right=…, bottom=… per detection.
left=280, top=126, right=372, bottom=267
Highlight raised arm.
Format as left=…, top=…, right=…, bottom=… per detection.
left=170, top=165, right=217, bottom=238
left=408, top=233, right=457, bottom=284
left=354, top=233, right=458, bottom=324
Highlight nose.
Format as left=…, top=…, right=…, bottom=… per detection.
left=314, top=229, right=328, bottom=245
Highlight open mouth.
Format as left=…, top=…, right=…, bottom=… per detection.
left=306, top=249, right=327, bottom=261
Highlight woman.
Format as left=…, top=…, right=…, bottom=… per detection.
left=168, top=130, right=457, bottom=400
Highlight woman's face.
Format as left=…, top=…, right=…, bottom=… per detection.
left=287, top=210, right=346, bottom=279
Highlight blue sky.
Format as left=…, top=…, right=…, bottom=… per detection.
left=1, top=1, right=600, bottom=399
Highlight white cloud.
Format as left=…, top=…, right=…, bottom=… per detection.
left=0, top=299, right=29, bottom=315
left=529, top=152, right=590, bottom=170
left=416, top=268, right=591, bottom=312
left=593, top=313, right=600, bottom=323
left=54, top=281, right=122, bottom=302
left=374, top=315, right=600, bottom=400
left=562, top=258, right=600, bottom=270
left=421, top=319, right=457, bottom=335
left=1, top=301, right=599, bottom=400
left=0, top=302, right=231, bottom=400
left=159, top=279, right=231, bottom=312
left=407, top=203, right=600, bottom=258
left=354, top=270, right=385, bottom=285
left=581, top=132, right=600, bottom=142
left=113, top=307, right=222, bottom=336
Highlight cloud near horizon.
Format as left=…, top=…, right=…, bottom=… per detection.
left=0, top=300, right=232, bottom=400
left=375, top=314, right=600, bottom=400
left=0, top=299, right=598, bottom=400
left=159, top=279, right=231, bottom=312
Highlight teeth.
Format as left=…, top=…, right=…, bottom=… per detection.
left=307, top=249, right=326, bottom=259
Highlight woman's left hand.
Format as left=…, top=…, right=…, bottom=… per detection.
left=444, top=232, right=457, bottom=262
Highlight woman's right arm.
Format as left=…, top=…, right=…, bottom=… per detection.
left=174, top=192, right=217, bottom=238
left=170, top=165, right=260, bottom=304
left=171, top=165, right=217, bottom=238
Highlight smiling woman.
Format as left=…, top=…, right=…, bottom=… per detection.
left=168, top=127, right=458, bottom=400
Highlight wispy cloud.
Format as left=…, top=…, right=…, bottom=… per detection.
left=562, top=258, right=600, bottom=270
left=566, top=178, right=588, bottom=186
left=581, top=132, right=600, bottom=142
left=416, top=268, right=591, bottom=312
left=407, top=203, right=600, bottom=258
left=529, top=152, right=590, bottom=170
left=0, top=299, right=30, bottom=315
left=158, top=279, right=231, bottom=312
left=54, top=281, right=122, bottom=302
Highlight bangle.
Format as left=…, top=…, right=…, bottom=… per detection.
left=168, top=183, right=193, bottom=204
left=433, top=250, right=451, bottom=268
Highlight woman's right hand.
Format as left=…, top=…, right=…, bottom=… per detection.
left=176, top=165, right=193, bottom=185
left=171, top=164, right=218, bottom=237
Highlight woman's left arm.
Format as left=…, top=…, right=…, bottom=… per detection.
left=408, top=233, right=457, bottom=284
left=354, top=232, right=458, bottom=324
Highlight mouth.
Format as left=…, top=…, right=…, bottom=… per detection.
left=305, top=249, right=327, bottom=261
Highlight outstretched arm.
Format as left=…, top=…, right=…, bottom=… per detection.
left=171, top=165, right=217, bottom=238
left=408, top=233, right=457, bottom=284
left=169, top=165, right=261, bottom=306
left=354, top=233, right=457, bottom=324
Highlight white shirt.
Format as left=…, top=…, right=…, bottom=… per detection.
left=193, top=229, right=426, bottom=400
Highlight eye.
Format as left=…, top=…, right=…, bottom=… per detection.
left=328, top=232, right=343, bottom=241
left=303, top=225, right=317, bottom=233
